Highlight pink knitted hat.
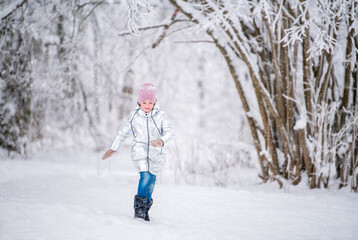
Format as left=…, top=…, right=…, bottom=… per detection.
left=137, top=83, right=157, bottom=103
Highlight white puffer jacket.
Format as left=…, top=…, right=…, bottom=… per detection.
left=110, top=104, right=175, bottom=175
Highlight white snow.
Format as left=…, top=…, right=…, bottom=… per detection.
left=0, top=148, right=357, bottom=240
left=294, top=118, right=307, bottom=130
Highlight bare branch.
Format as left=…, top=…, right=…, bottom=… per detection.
left=81, top=0, right=105, bottom=22
left=118, top=19, right=189, bottom=36
left=1, top=0, right=28, bottom=21
left=77, top=1, right=106, bottom=9
left=174, top=40, right=214, bottom=44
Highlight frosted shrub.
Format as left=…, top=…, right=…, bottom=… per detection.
left=168, top=137, right=257, bottom=187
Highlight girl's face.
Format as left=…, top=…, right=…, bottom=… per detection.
left=140, top=100, right=155, bottom=113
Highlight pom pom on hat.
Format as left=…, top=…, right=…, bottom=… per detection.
left=137, top=83, right=157, bottom=103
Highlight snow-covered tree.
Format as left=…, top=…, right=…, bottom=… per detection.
left=158, top=0, right=358, bottom=190
left=0, top=0, right=34, bottom=155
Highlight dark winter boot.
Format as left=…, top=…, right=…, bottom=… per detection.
left=144, top=198, right=153, bottom=221
left=134, top=195, right=146, bottom=220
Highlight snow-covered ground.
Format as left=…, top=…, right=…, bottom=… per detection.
left=0, top=148, right=357, bottom=240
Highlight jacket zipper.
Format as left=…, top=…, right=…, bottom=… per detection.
left=151, top=110, right=163, bottom=155
left=146, top=113, right=150, bottom=171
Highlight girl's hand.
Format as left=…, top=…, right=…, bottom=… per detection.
left=102, top=149, right=115, bottom=160
left=150, top=139, right=164, bottom=147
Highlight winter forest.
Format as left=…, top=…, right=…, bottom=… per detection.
left=0, top=0, right=358, bottom=239
left=2, top=0, right=357, bottom=189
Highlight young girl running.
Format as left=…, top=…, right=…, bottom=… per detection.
left=102, top=83, right=175, bottom=221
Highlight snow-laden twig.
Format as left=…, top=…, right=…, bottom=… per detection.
left=280, top=0, right=310, bottom=46
left=307, top=31, right=337, bottom=58
left=127, top=0, right=153, bottom=34
left=272, top=0, right=284, bottom=33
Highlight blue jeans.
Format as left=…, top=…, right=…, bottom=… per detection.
left=137, top=171, right=156, bottom=203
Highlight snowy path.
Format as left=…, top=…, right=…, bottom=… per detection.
left=0, top=149, right=357, bottom=240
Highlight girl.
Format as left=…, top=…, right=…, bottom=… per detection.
left=102, top=83, right=175, bottom=221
